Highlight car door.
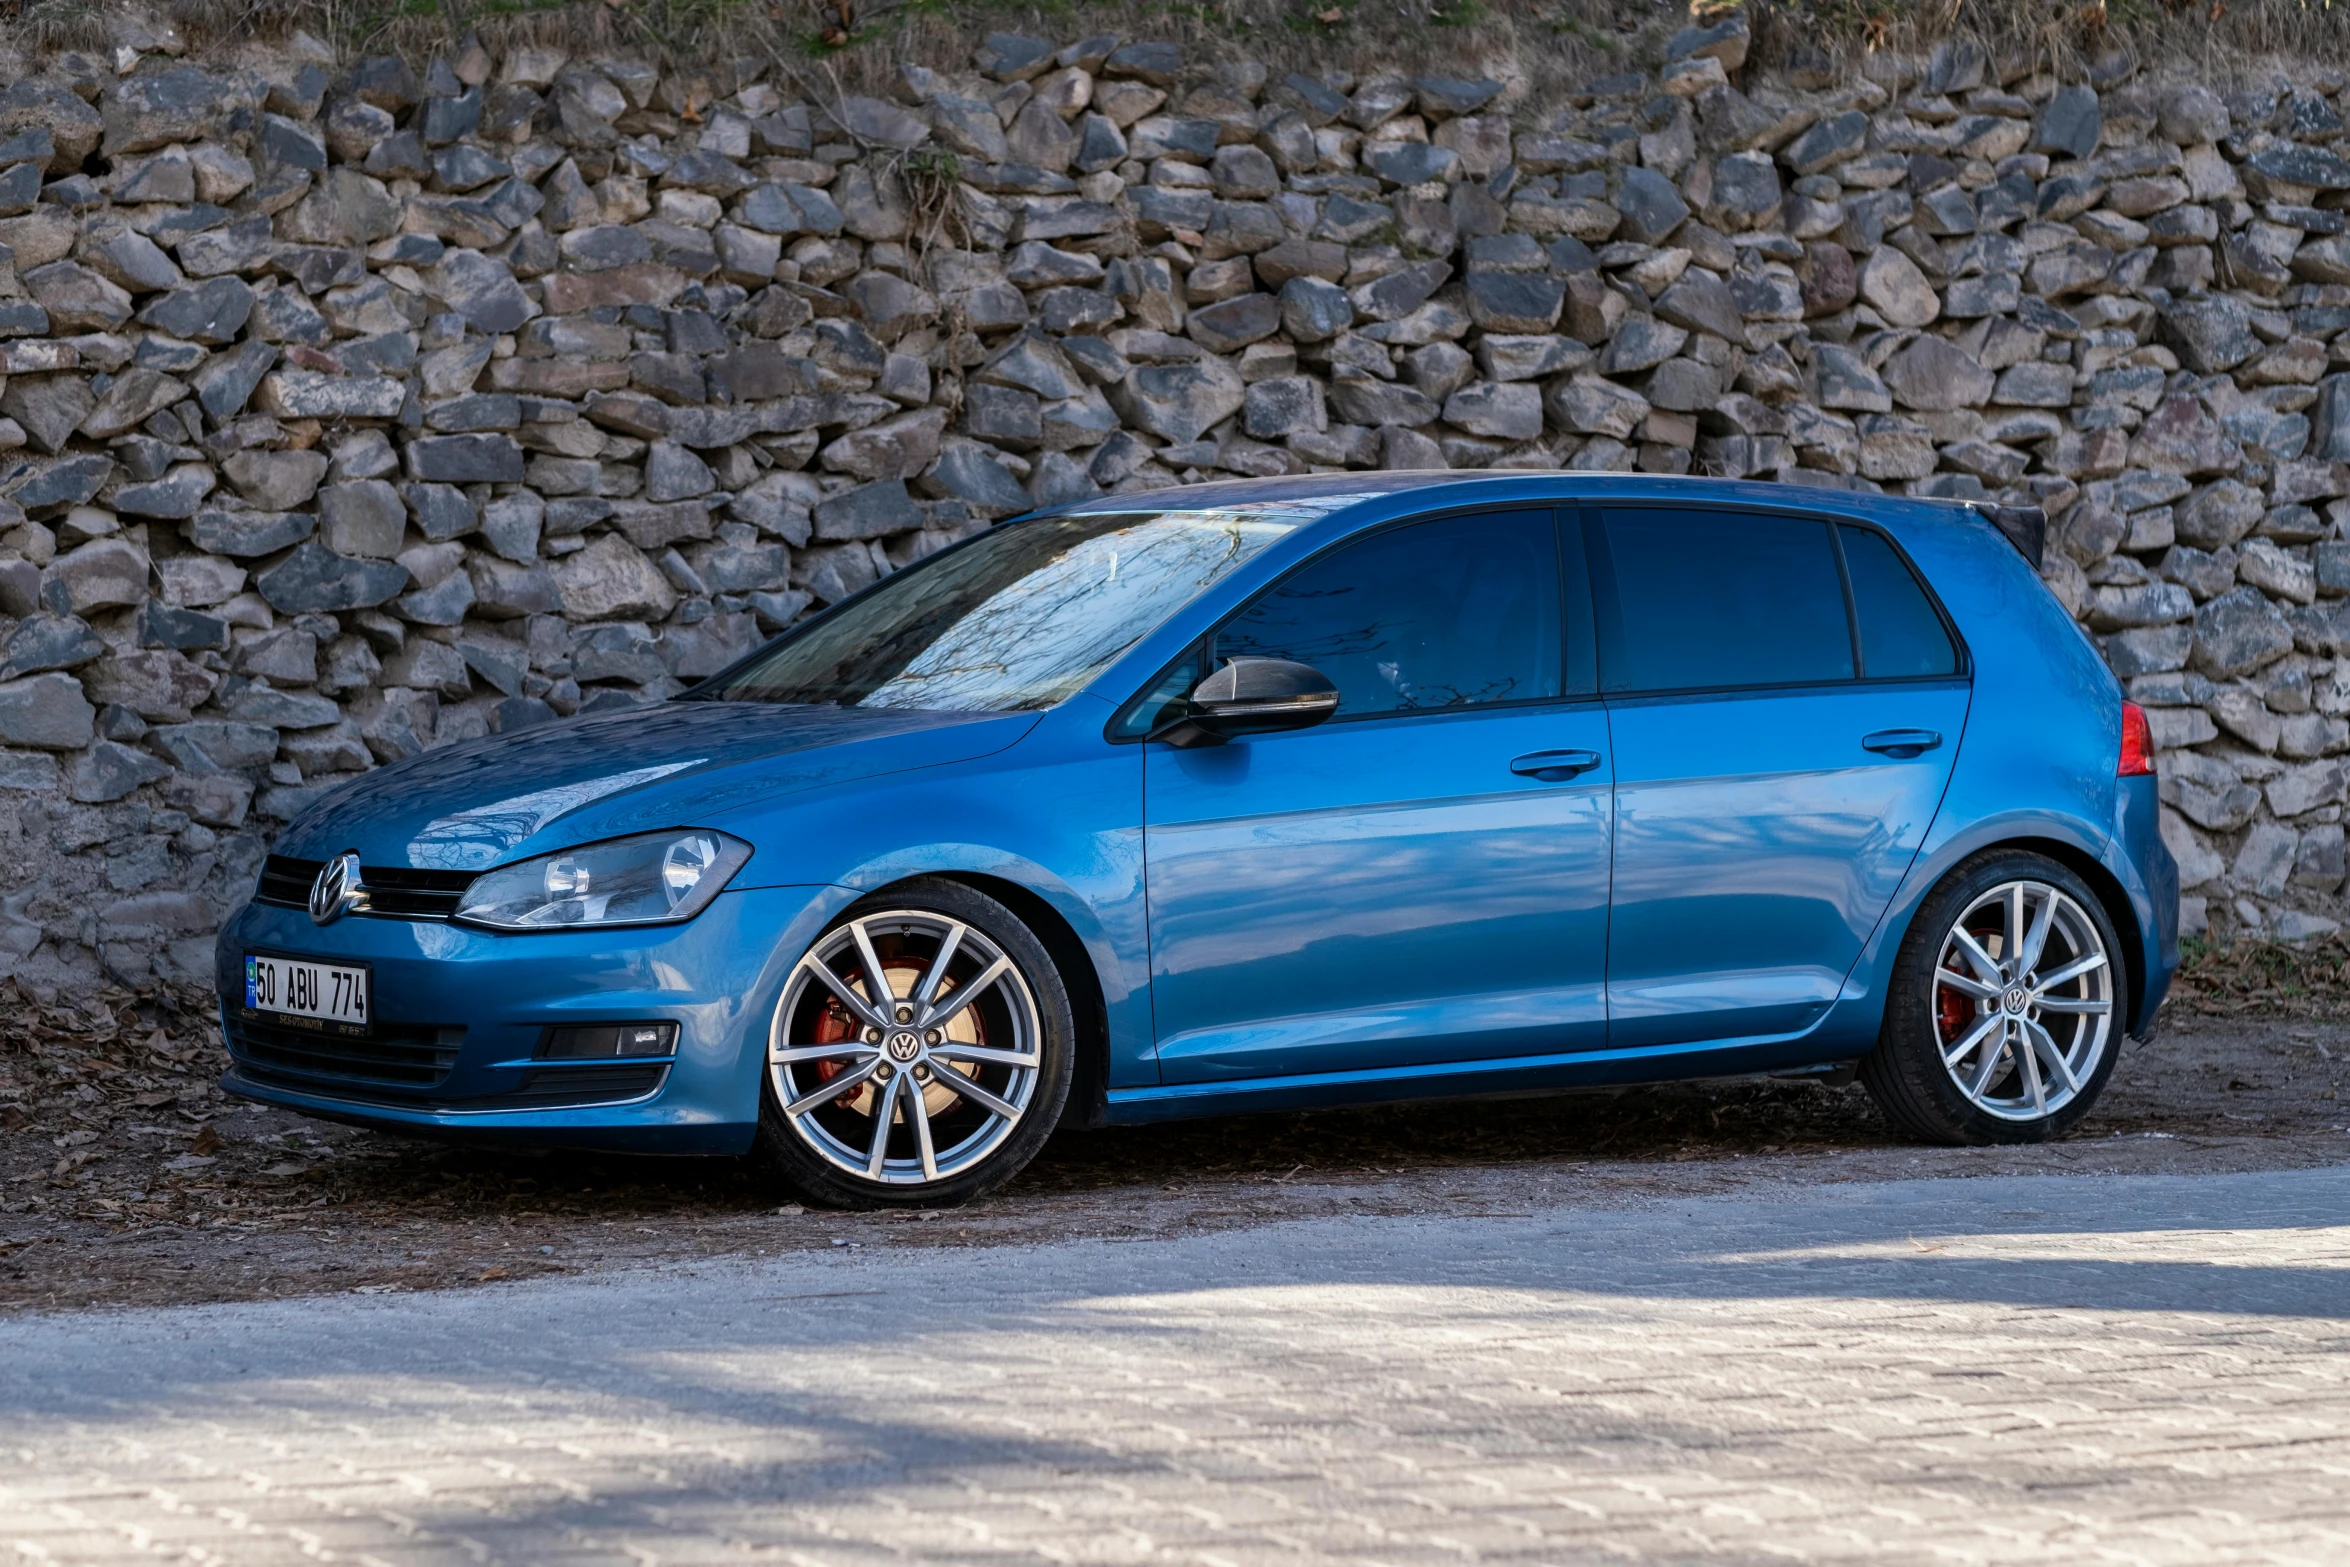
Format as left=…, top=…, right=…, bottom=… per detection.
left=1139, top=506, right=1615, bottom=1084
left=1592, top=505, right=1972, bottom=1050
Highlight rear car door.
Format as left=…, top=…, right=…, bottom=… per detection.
left=1139, top=506, right=1615, bottom=1084
left=1592, top=505, right=1972, bottom=1049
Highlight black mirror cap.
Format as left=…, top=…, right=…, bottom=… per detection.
left=1152, top=657, right=1341, bottom=747
left=1978, top=502, right=2046, bottom=571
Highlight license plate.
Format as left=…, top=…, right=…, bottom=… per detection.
left=245, top=954, right=370, bottom=1034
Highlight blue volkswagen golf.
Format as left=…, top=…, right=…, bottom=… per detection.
left=217, top=474, right=2178, bottom=1207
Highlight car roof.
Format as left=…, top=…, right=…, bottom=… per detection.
left=1050, top=469, right=1986, bottom=525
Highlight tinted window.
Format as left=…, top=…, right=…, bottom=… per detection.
left=1597, top=509, right=1854, bottom=693
left=1213, top=511, right=1563, bottom=719
left=1840, top=525, right=1958, bottom=678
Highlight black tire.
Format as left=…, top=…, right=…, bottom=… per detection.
left=754, top=877, right=1075, bottom=1209
left=1860, top=848, right=2128, bottom=1146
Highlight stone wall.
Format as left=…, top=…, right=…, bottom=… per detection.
left=0, top=16, right=2344, bottom=996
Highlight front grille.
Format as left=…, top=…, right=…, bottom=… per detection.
left=254, top=855, right=476, bottom=921
left=226, top=1011, right=466, bottom=1092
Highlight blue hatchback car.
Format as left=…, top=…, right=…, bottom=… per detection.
left=218, top=474, right=2178, bottom=1207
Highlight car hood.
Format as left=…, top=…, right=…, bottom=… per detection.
left=278, top=701, right=1038, bottom=871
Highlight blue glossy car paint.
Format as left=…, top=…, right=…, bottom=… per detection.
left=216, top=473, right=2178, bottom=1154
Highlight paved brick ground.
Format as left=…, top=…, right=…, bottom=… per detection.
left=5, top=1165, right=2350, bottom=1565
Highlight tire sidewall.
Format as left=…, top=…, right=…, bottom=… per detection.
left=1870, top=850, right=2128, bottom=1145
left=755, top=878, right=1076, bottom=1209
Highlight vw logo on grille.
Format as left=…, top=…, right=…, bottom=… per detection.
left=309, top=851, right=365, bottom=926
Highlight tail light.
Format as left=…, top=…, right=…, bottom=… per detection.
left=2118, top=701, right=2156, bottom=777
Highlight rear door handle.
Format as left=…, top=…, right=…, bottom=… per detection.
left=1511, top=749, right=1603, bottom=782
left=1862, top=729, right=1942, bottom=758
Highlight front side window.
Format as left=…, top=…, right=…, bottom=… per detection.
left=1209, top=510, right=1564, bottom=720
left=694, top=509, right=1300, bottom=712
left=1596, top=508, right=1854, bottom=694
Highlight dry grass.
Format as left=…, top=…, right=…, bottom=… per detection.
left=0, top=0, right=2337, bottom=102
left=2172, top=934, right=2350, bottom=1019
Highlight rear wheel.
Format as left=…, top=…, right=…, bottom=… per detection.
left=1861, top=850, right=2125, bottom=1145
left=754, top=879, right=1074, bottom=1209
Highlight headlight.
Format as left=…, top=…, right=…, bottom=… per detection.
left=455, top=830, right=752, bottom=931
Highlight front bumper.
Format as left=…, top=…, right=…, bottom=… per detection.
left=214, top=884, right=834, bottom=1155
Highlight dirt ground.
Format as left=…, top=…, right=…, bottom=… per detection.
left=3, top=978, right=2346, bottom=1312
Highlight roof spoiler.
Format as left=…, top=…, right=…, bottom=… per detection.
left=1975, top=502, right=2046, bottom=571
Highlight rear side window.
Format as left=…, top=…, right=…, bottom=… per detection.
left=1595, top=509, right=1853, bottom=693
left=1214, top=510, right=1563, bottom=718
left=1840, top=525, right=1959, bottom=678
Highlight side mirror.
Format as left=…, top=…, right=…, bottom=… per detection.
left=1149, top=657, right=1341, bottom=748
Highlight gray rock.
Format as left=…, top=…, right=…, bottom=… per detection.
left=2035, top=85, right=2101, bottom=160
left=1652, top=272, right=1747, bottom=346
left=922, top=445, right=1035, bottom=519
left=113, top=463, right=215, bottom=519
left=405, top=433, right=525, bottom=483
left=221, top=449, right=328, bottom=511
left=0, top=671, right=94, bottom=749
left=1, top=613, right=104, bottom=678
left=431, top=248, right=532, bottom=334
left=1882, top=336, right=1994, bottom=410
left=1783, top=110, right=1869, bottom=176
left=1442, top=380, right=1543, bottom=440
left=2174, top=479, right=2267, bottom=550
left=1244, top=376, right=1327, bottom=440
left=1277, top=276, right=1353, bottom=342
left=1612, top=165, right=1690, bottom=245
left=1463, top=271, right=1566, bottom=334
left=1108, top=358, right=1247, bottom=443
left=1597, top=316, right=1689, bottom=375
left=50, top=538, right=148, bottom=615
left=318, top=480, right=408, bottom=558
left=2193, top=585, right=2295, bottom=677
left=2162, top=295, right=2259, bottom=374
left=4, top=375, right=93, bottom=453
left=645, top=440, right=716, bottom=503
left=260, top=371, right=406, bottom=420
left=69, top=739, right=171, bottom=804
left=1708, top=152, right=1781, bottom=232
left=257, top=542, right=409, bottom=613
left=9, top=453, right=113, bottom=512
left=191, top=508, right=313, bottom=557
left=555, top=535, right=677, bottom=621
left=814, top=478, right=924, bottom=541
left=1189, top=294, right=1282, bottom=353
left=1857, top=247, right=1939, bottom=328
left=135, top=276, right=252, bottom=344
left=103, top=66, right=230, bottom=156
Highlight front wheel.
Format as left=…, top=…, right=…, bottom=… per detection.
left=754, top=879, right=1075, bottom=1209
left=1860, top=850, right=2126, bottom=1145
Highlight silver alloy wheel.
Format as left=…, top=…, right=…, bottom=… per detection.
left=1930, top=879, right=2114, bottom=1122
left=769, top=910, right=1044, bottom=1185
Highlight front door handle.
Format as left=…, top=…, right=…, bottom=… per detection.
left=1862, top=729, right=1943, bottom=758
left=1511, top=749, right=1603, bottom=782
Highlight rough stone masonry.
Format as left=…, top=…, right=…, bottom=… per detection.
left=0, top=15, right=2345, bottom=999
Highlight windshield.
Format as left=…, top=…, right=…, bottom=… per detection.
left=693, top=508, right=1306, bottom=712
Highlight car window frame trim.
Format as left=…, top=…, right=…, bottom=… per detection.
left=1574, top=498, right=1974, bottom=701
left=1103, top=500, right=1599, bottom=745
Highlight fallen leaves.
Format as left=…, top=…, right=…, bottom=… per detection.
left=188, top=1125, right=222, bottom=1157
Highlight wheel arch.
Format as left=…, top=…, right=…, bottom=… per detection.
left=1894, top=834, right=2146, bottom=1039
left=1994, top=835, right=2147, bottom=1038
left=926, top=871, right=1111, bottom=1131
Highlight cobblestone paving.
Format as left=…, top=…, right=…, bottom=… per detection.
left=6, top=1165, right=2350, bottom=1566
